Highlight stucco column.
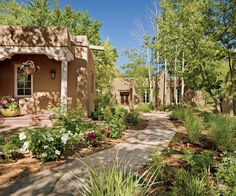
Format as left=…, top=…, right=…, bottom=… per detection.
left=61, top=60, right=68, bottom=107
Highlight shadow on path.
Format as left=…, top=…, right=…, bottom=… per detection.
left=0, top=112, right=176, bottom=196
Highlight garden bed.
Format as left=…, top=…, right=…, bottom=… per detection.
left=0, top=137, right=121, bottom=185
left=144, top=107, right=236, bottom=195
left=0, top=113, right=148, bottom=185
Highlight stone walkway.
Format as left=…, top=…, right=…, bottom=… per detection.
left=0, top=112, right=176, bottom=196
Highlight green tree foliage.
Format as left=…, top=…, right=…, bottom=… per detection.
left=95, top=41, right=119, bottom=95
left=122, top=49, right=149, bottom=96
left=148, top=0, right=236, bottom=112
left=0, top=0, right=26, bottom=25
left=0, top=0, right=101, bottom=45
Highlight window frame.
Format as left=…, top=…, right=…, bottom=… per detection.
left=14, top=65, right=33, bottom=98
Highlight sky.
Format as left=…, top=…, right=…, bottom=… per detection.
left=19, top=0, right=158, bottom=67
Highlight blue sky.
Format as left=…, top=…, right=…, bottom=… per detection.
left=19, top=0, right=158, bottom=67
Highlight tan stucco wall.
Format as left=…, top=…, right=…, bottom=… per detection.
left=0, top=54, right=61, bottom=114
left=69, top=46, right=96, bottom=117
left=0, top=26, right=69, bottom=47
left=112, top=78, right=135, bottom=105
left=0, top=59, right=14, bottom=96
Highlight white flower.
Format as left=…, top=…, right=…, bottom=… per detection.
left=22, top=141, right=29, bottom=151
left=48, top=136, right=54, bottom=142
left=79, top=133, right=84, bottom=137
left=19, top=133, right=26, bottom=141
left=61, top=133, right=69, bottom=144
left=74, top=133, right=79, bottom=137
left=61, top=128, right=66, bottom=132
left=43, top=145, right=48, bottom=149
left=55, top=150, right=61, bottom=155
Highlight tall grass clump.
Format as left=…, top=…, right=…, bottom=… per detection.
left=184, top=114, right=204, bottom=143
left=207, top=115, right=236, bottom=152
left=172, top=169, right=214, bottom=196
left=171, top=106, right=203, bottom=143
left=171, top=106, right=192, bottom=122
left=77, top=162, right=154, bottom=196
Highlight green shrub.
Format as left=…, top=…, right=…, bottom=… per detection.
left=172, top=169, right=213, bottom=196
left=77, top=162, right=153, bottom=196
left=108, top=109, right=126, bottom=138
left=96, top=107, right=127, bottom=138
left=216, top=153, right=236, bottom=195
left=0, top=136, right=22, bottom=161
left=182, top=150, right=214, bottom=174
left=210, top=115, right=236, bottom=152
left=91, top=110, right=100, bottom=120
left=135, top=103, right=152, bottom=112
left=126, top=109, right=139, bottom=125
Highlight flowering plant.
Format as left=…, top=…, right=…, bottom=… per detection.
left=0, top=96, right=19, bottom=110
left=20, top=60, right=40, bottom=75
left=84, top=128, right=109, bottom=147
left=18, top=128, right=71, bottom=161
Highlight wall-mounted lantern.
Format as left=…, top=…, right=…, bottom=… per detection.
left=50, top=70, right=56, bottom=80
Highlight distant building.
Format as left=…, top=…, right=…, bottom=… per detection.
left=112, top=74, right=205, bottom=107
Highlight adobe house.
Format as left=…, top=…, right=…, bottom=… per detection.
left=0, top=26, right=101, bottom=116
left=112, top=78, right=137, bottom=107
left=112, top=76, right=174, bottom=107
left=113, top=74, right=205, bottom=107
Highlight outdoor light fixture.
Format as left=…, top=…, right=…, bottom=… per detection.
left=50, top=70, right=56, bottom=80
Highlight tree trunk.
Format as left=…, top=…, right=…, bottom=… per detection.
left=154, top=51, right=160, bottom=110
left=147, top=48, right=153, bottom=104
left=181, top=52, right=185, bottom=104
left=154, top=73, right=158, bottom=110
left=163, top=58, right=167, bottom=106
left=228, top=96, right=234, bottom=116
left=174, top=47, right=178, bottom=104
left=214, top=98, right=222, bottom=113
left=233, top=97, right=236, bottom=116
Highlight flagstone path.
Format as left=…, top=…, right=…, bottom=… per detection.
left=0, top=112, right=176, bottom=196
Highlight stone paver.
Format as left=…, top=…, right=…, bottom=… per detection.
left=0, top=112, right=176, bottom=196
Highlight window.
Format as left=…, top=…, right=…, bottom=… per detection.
left=15, top=66, right=33, bottom=97
left=142, top=90, right=150, bottom=103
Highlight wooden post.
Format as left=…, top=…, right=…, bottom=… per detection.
left=61, top=60, right=68, bottom=107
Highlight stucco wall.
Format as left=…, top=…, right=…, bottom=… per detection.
left=0, top=54, right=61, bottom=114
left=0, top=58, right=14, bottom=95
left=68, top=46, right=95, bottom=117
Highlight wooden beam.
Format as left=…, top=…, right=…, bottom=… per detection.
left=89, top=45, right=104, bottom=51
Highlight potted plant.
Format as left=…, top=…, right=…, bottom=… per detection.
left=0, top=96, right=20, bottom=117
left=21, top=60, right=40, bottom=75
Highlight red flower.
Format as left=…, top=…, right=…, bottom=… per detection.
left=91, top=139, right=97, bottom=145
left=100, top=129, right=106, bottom=134
left=86, top=132, right=96, bottom=141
